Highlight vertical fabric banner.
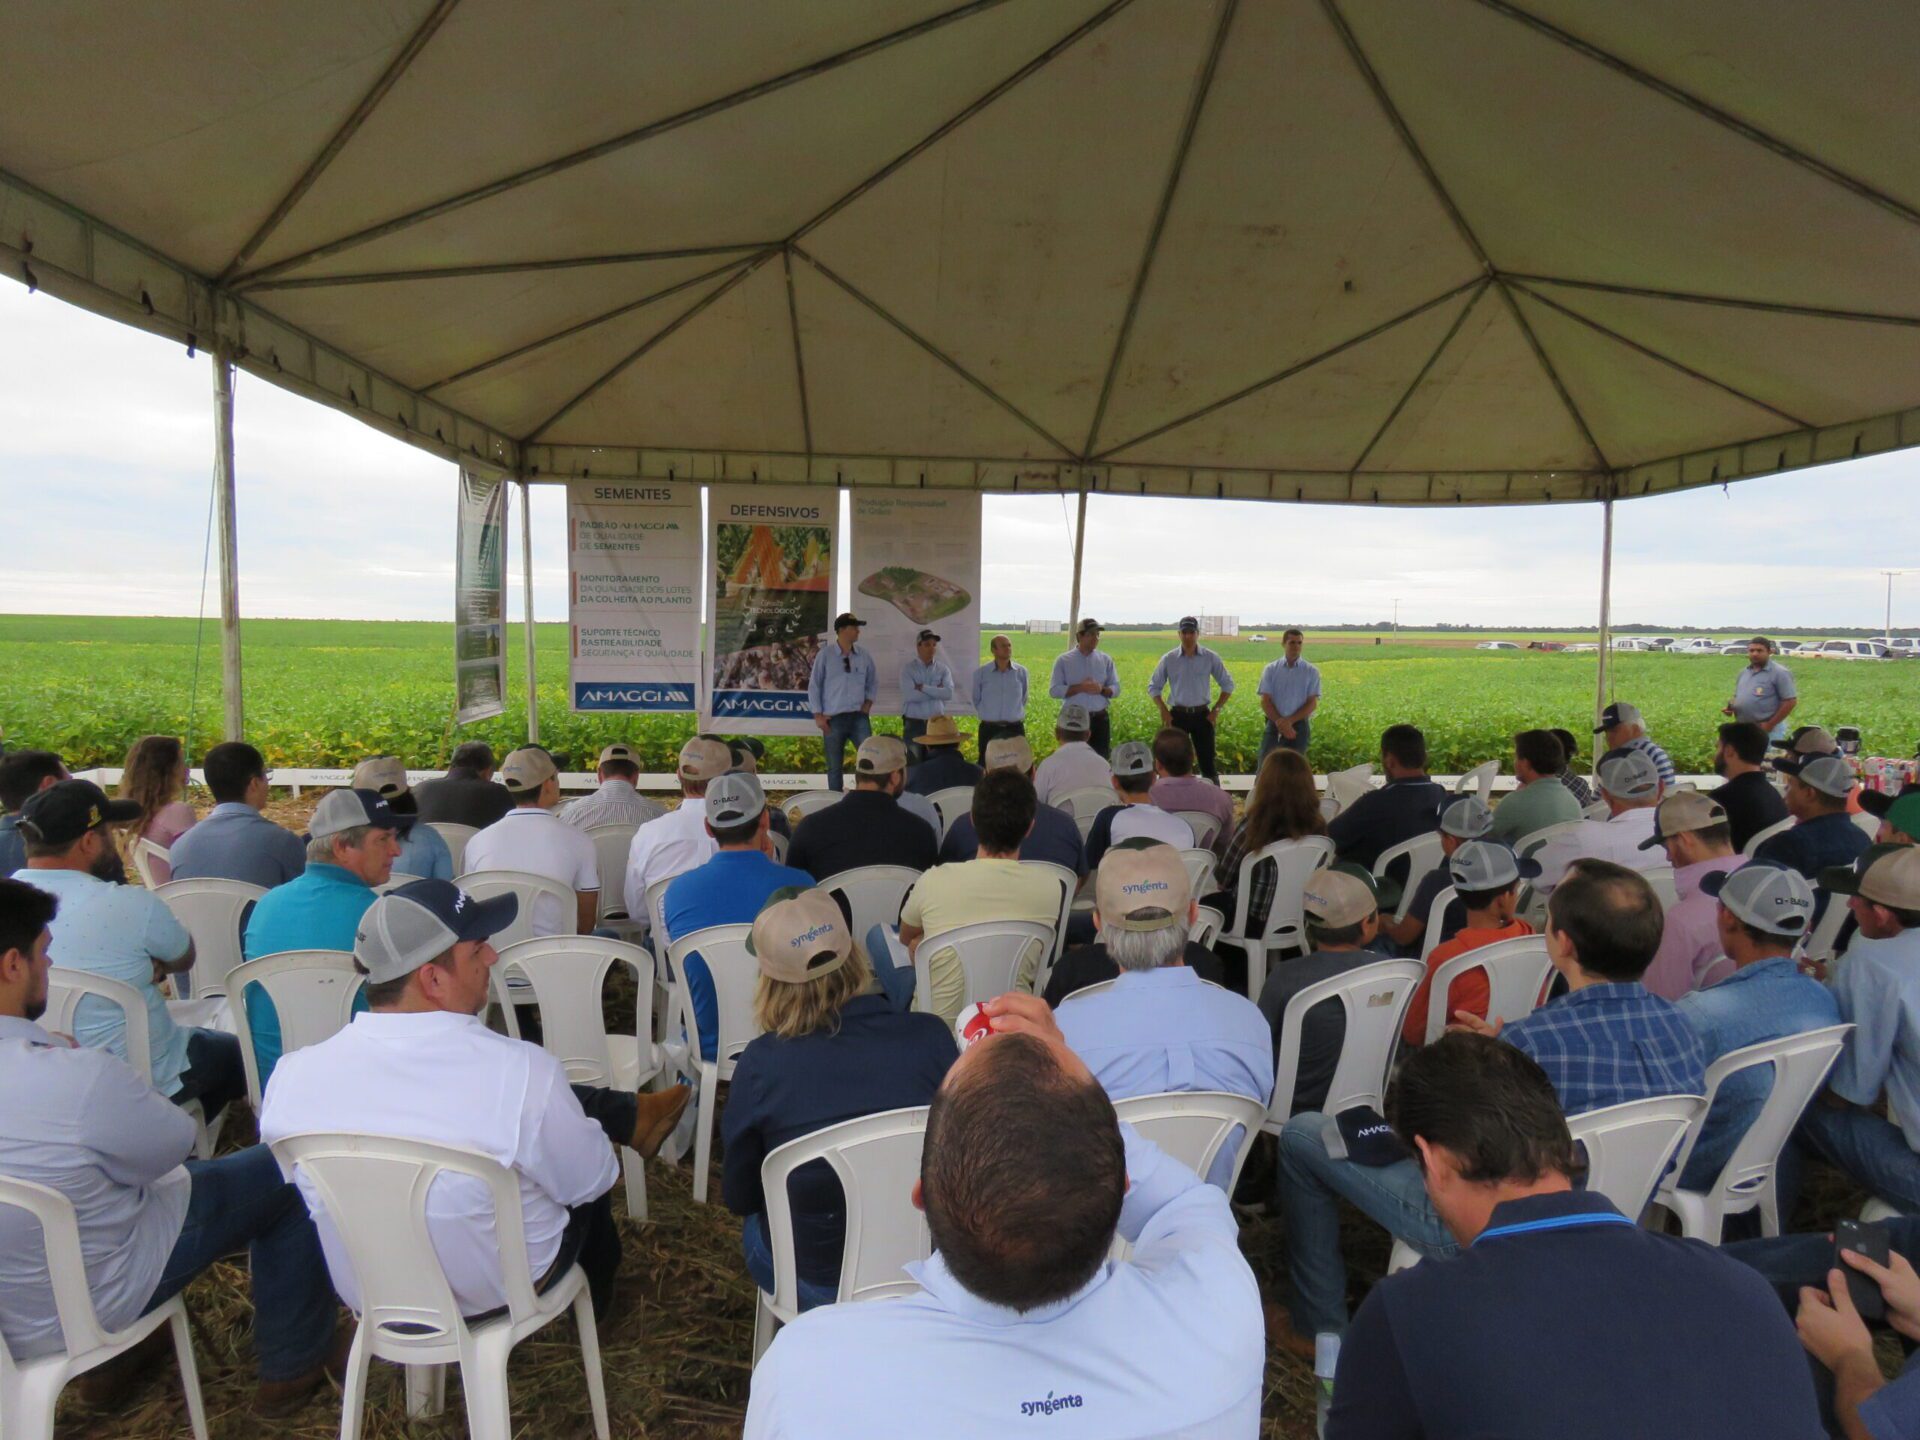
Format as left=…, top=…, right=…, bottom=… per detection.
left=702, top=485, right=837, bottom=733
left=850, top=491, right=983, bottom=716
left=453, top=467, right=508, bottom=725
left=566, top=481, right=701, bottom=711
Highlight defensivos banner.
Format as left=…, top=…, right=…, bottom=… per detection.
left=566, top=480, right=701, bottom=712
left=849, top=491, right=982, bottom=716
left=453, top=468, right=508, bottom=725
left=702, top=485, right=837, bottom=733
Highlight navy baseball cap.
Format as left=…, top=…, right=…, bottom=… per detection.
left=354, top=879, right=519, bottom=984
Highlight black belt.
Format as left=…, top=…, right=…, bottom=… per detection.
left=1172, top=705, right=1213, bottom=716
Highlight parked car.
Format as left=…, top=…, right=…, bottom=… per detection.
left=1871, top=637, right=1920, bottom=658
left=1719, top=642, right=1750, bottom=656
left=1526, top=641, right=1567, bottom=651
left=1564, top=642, right=1599, bottom=653
left=1643, top=636, right=1679, bottom=651
left=1611, top=637, right=1653, bottom=651
left=1808, top=639, right=1891, bottom=661
left=1671, top=638, right=1723, bottom=655
left=1776, top=640, right=1805, bottom=653
left=1474, top=641, right=1521, bottom=651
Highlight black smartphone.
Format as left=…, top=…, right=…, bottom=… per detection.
left=1835, top=1218, right=1890, bottom=1324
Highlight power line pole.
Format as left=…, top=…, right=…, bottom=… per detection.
left=1882, top=570, right=1912, bottom=640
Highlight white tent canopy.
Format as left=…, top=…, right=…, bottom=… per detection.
left=5, top=0, right=1919, bottom=505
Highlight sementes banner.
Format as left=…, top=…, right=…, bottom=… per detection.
left=566, top=480, right=701, bottom=712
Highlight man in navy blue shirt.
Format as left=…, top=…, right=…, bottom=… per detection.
left=1756, top=753, right=1871, bottom=919
left=1327, top=1032, right=1818, bottom=1438
left=1327, top=725, right=1447, bottom=874
left=940, top=736, right=1085, bottom=877
left=903, top=715, right=983, bottom=797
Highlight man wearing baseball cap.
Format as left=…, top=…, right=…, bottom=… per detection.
left=351, top=755, right=454, bottom=881
left=1057, top=842, right=1272, bottom=1190
left=1532, top=746, right=1667, bottom=897
left=1861, top=788, right=1920, bottom=848
left=1595, top=701, right=1677, bottom=791
left=900, top=628, right=956, bottom=762
left=556, top=742, right=665, bottom=833
left=623, top=737, right=730, bottom=930
left=1640, top=791, right=1744, bottom=1000
left=1085, top=741, right=1194, bottom=869
left=970, top=633, right=1029, bottom=764
left=788, top=734, right=938, bottom=882
left=1401, top=840, right=1540, bottom=1046
left=1149, top=617, right=1235, bottom=782
left=1384, top=796, right=1491, bottom=954
left=943, top=735, right=1087, bottom=879
left=1032, top=700, right=1109, bottom=806
left=463, top=747, right=601, bottom=939
left=1672, top=864, right=1837, bottom=1190
left=904, top=714, right=984, bottom=797
left=241, top=787, right=409, bottom=1086
left=1049, top=617, right=1122, bottom=758
left=1753, top=753, right=1871, bottom=910
left=260, top=880, right=691, bottom=1320
left=807, top=613, right=878, bottom=792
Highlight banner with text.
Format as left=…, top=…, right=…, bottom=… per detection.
left=567, top=481, right=701, bottom=712
left=702, top=485, right=837, bottom=733
left=453, top=468, right=508, bottom=725
left=849, top=491, right=983, bottom=716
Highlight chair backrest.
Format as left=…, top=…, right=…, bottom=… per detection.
left=268, top=1133, right=543, bottom=1347
left=0, top=1174, right=123, bottom=1360
left=43, top=967, right=153, bottom=1080
left=1582, top=801, right=1611, bottom=821
left=152, top=877, right=267, bottom=999
left=1640, top=864, right=1679, bottom=911
left=1420, top=935, right=1555, bottom=1043
left=1853, top=809, right=1883, bottom=840
left=1022, top=860, right=1079, bottom=984
left=1173, top=810, right=1222, bottom=848
left=664, top=924, right=762, bottom=1076
left=1325, top=763, right=1374, bottom=814
left=1743, top=816, right=1794, bottom=857
left=645, top=873, right=675, bottom=944
left=1113, top=1090, right=1269, bottom=1193
left=1178, top=847, right=1216, bottom=898
left=925, top=786, right=977, bottom=841
left=1268, top=958, right=1424, bottom=1125
left=583, top=823, right=639, bottom=921
left=1231, top=837, right=1336, bottom=991
left=1374, top=831, right=1445, bottom=922
left=1802, top=890, right=1852, bottom=964
left=1456, top=759, right=1498, bottom=804
left=1512, top=820, right=1583, bottom=861
left=1418, top=885, right=1460, bottom=963
left=821, top=865, right=922, bottom=942
left=1190, top=903, right=1225, bottom=949
left=426, top=822, right=478, bottom=875
left=768, top=831, right=790, bottom=866
left=227, top=949, right=362, bottom=1106
left=761, top=1107, right=931, bottom=1310
left=784, top=790, right=842, bottom=825
left=1567, top=1094, right=1703, bottom=1218
left=491, top=936, right=656, bottom=1086
left=452, top=869, right=577, bottom=949
left=913, top=921, right=1055, bottom=1012
left=131, top=835, right=171, bottom=888
left=1056, top=786, right=1118, bottom=841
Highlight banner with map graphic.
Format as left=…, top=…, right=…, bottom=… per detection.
left=453, top=468, right=508, bottom=725
left=566, top=480, right=701, bottom=712
left=849, top=491, right=982, bottom=716
left=701, top=485, right=837, bottom=733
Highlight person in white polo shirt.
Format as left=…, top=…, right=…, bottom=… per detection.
left=558, top=743, right=666, bottom=831
left=1033, top=702, right=1110, bottom=806
left=1084, top=741, right=1195, bottom=868
left=1532, top=747, right=1666, bottom=897
left=460, top=747, right=599, bottom=938
left=622, top=737, right=729, bottom=933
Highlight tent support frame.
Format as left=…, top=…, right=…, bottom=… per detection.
left=1593, top=488, right=1615, bottom=761
left=519, top=478, right=539, bottom=742
left=1068, top=473, right=1090, bottom=635
left=210, top=344, right=245, bottom=741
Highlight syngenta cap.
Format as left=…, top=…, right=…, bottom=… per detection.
left=747, top=887, right=852, bottom=984
left=1640, top=791, right=1728, bottom=849
left=1821, top=844, right=1920, bottom=911
left=1439, top=796, right=1493, bottom=839
left=984, top=735, right=1035, bottom=773
left=1448, top=839, right=1539, bottom=891
left=499, top=747, right=558, bottom=792
left=17, top=779, right=140, bottom=847
left=704, top=772, right=766, bottom=828
left=309, top=786, right=411, bottom=840
left=351, top=756, right=409, bottom=797
left=1596, top=746, right=1661, bottom=801
left=677, top=737, right=732, bottom=783
left=1701, top=863, right=1814, bottom=937
left=1110, top=740, right=1154, bottom=778
left=354, top=879, right=519, bottom=984
left=1057, top=702, right=1092, bottom=736
left=1301, top=868, right=1377, bottom=929
left=1094, top=839, right=1191, bottom=931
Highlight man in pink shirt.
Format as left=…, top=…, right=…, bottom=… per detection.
left=1148, top=728, right=1235, bottom=856
left=1640, top=792, right=1742, bottom=1000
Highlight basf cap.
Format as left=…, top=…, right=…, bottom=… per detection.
left=677, top=737, right=733, bottom=783
left=1782, top=753, right=1855, bottom=799
left=1093, top=839, right=1191, bottom=932
left=1594, top=701, right=1643, bottom=733
left=1640, top=791, right=1729, bottom=849
left=1302, top=869, right=1378, bottom=929
left=920, top=715, right=965, bottom=748
left=1596, top=746, right=1662, bottom=801
left=833, top=611, right=866, bottom=631
left=747, top=887, right=852, bottom=984
left=1439, top=796, right=1494, bottom=840
left=1700, top=863, right=1814, bottom=937
left=499, top=747, right=558, bottom=792
left=309, top=787, right=412, bottom=840
left=1859, top=790, right=1920, bottom=840
left=704, top=772, right=766, bottom=828
left=1821, top=844, right=1920, bottom=911
left=984, top=735, right=1036, bottom=773
left=352, top=755, right=410, bottom=797
left=854, top=734, right=910, bottom=776
left=1447, top=839, right=1539, bottom=891
left=1110, top=740, right=1154, bottom=778
left=17, top=779, right=140, bottom=847
left=354, top=879, right=519, bottom=984
left=1057, top=702, right=1092, bottom=736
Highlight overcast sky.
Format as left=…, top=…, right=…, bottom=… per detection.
left=3, top=277, right=1916, bottom=632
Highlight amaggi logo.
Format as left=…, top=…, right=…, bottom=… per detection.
left=1021, top=1392, right=1084, bottom=1418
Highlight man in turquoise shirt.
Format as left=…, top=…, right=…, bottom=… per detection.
left=241, top=789, right=402, bottom=1086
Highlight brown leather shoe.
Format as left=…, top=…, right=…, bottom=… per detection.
left=629, top=1085, right=692, bottom=1158
left=76, top=1327, right=171, bottom=1409
left=252, top=1324, right=355, bottom=1418
left=1263, top=1300, right=1319, bottom=1361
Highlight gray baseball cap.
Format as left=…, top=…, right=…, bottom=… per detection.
left=1110, top=741, right=1154, bottom=778
left=1596, top=746, right=1662, bottom=801
left=1782, top=753, right=1854, bottom=799
left=354, top=879, right=519, bottom=984
left=1448, top=839, right=1540, bottom=892
left=1700, top=863, right=1814, bottom=937
left=704, top=772, right=766, bottom=827
left=310, top=787, right=411, bottom=840
left=1439, top=796, right=1493, bottom=840
left=1057, top=702, right=1092, bottom=736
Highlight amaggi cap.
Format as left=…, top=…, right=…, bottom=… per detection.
left=1057, top=702, right=1092, bottom=736
left=1439, top=796, right=1493, bottom=840
left=1596, top=746, right=1662, bottom=801
left=499, top=747, right=558, bottom=792
left=1110, top=740, right=1154, bottom=778
left=1640, top=791, right=1729, bottom=849
left=704, top=772, right=766, bottom=828
left=17, top=779, right=140, bottom=847
left=597, top=743, right=638, bottom=768
left=1447, top=839, right=1539, bottom=891
left=1094, top=839, right=1191, bottom=931
left=354, top=879, right=519, bottom=984
left=747, top=887, right=852, bottom=984
left=854, top=734, right=910, bottom=776
left=1859, top=790, right=1920, bottom=839
left=1821, top=844, right=1920, bottom=910
left=352, top=755, right=409, bottom=797
left=1594, top=701, right=1643, bottom=733
left=1700, top=863, right=1814, bottom=937
left=984, top=735, right=1035, bottom=773
left=1781, top=753, right=1854, bottom=799
left=1302, top=868, right=1377, bottom=929
left=678, top=737, right=733, bottom=783
left=919, top=715, right=965, bottom=747
left=310, top=787, right=412, bottom=840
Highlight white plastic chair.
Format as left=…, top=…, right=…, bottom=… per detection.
left=426, top=822, right=478, bottom=875
left=1743, top=816, right=1794, bottom=856
left=493, top=936, right=663, bottom=1221
left=1265, top=958, right=1424, bottom=1132
left=1418, top=935, right=1555, bottom=1044
left=1022, top=860, right=1080, bottom=985
left=913, top=920, right=1056, bottom=1013
left=268, top=1133, right=608, bottom=1440
left=822, top=864, right=922, bottom=943
left=753, top=1106, right=931, bottom=1363
left=1568, top=1094, right=1705, bottom=1218
left=1374, top=832, right=1444, bottom=922
left=663, top=924, right=762, bottom=1203
left=1174, top=810, right=1223, bottom=848
left=1055, top=786, right=1118, bottom=842
left=1178, top=846, right=1217, bottom=898
left=131, top=835, right=171, bottom=888
left=1219, top=836, right=1336, bottom=999
left=784, top=790, right=843, bottom=825
left=1325, top=764, right=1374, bottom=814
left=1802, top=891, right=1852, bottom=965
left=1191, top=903, right=1225, bottom=949
left=1853, top=810, right=1883, bottom=840
left=0, top=1174, right=209, bottom=1440
left=1513, top=820, right=1583, bottom=861
left=1418, top=885, right=1460, bottom=963
left=768, top=831, right=791, bottom=866
left=152, top=876, right=266, bottom=1001
left=1653, top=1024, right=1851, bottom=1242
left=1456, top=760, right=1498, bottom=804
left=455, top=869, right=579, bottom=948
left=583, top=823, right=639, bottom=925
left=925, top=785, right=977, bottom=841
left=1113, top=1090, right=1269, bottom=1196
left=226, top=949, right=362, bottom=1109
left=1641, top=864, right=1679, bottom=911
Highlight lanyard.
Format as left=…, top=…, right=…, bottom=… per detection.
left=1473, top=1211, right=1634, bottom=1246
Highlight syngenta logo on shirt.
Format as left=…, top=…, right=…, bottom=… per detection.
left=1020, top=1392, right=1085, bottom=1418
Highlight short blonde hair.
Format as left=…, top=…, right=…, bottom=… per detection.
left=752, top=944, right=873, bottom=1040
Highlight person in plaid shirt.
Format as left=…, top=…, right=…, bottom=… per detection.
left=1268, top=859, right=1705, bottom=1356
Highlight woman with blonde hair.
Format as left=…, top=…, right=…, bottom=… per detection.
left=721, top=887, right=955, bottom=1311
left=118, top=734, right=196, bottom=884
left=1209, top=747, right=1326, bottom=928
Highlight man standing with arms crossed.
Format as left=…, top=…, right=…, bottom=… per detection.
left=808, top=611, right=878, bottom=792
left=899, top=628, right=955, bottom=761
left=1150, top=616, right=1235, bottom=783
left=1257, top=628, right=1320, bottom=766
left=1724, top=637, right=1798, bottom=742
left=1050, top=617, right=1122, bottom=758
left=971, top=633, right=1028, bottom=764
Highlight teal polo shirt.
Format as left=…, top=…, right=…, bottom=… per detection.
left=240, top=863, right=375, bottom=1088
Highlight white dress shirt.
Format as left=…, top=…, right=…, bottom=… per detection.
left=745, top=1127, right=1263, bottom=1438
left=1533, top=806, right=1664, bottom=894
left=461, top=807, right=600, bottom=937
left=557, top=778, right=666, bottom=832
left=1034, top=742, right=1114, bottom=805
left=623, top=801, right=718, bottom=923
left=260, top=1010, right=618, bottom=1316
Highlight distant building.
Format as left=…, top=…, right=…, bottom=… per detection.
left=1027, top=618, right=1064, bottom=634
left=1199, top=614, right=1239, bottom=637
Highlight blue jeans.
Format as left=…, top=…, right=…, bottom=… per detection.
left=863, top=924, right=918, bottom=1012
left=741, top=1213, right=837, bottom=1312
left=1786, top=1103, right=1920, bottom=1215
left=1276, top=1112, right=1459, bottom=1334
left=1259, top=717, right=1311, bottom=767
left=822, top=713, right=872, bottom=791
left=142, top=1145, right=335, bottom=1381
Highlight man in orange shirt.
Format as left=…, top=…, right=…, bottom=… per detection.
left=1402, top=840, right=1539, bottom=1045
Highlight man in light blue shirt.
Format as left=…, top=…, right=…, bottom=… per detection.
left=1049, top=617, right=1122, bottom=758
left=1257, top=628, right=1321, bottom=764
left=807, top=611, right=879, bottom=791
left=745, top=991, right=1264, bottom=1439
left=900, top=627, right=956, bottom=760
left=1725, top=637, right=1798, bottom=740
left=971, top=633, right=1030, bottom=763
left=166, top=741, right=306, bottom=888
left=1058, top=842, right=1272, bottom=1189
left=1150, top=617, right=1236, bottom=782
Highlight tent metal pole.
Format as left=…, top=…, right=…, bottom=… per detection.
left=1593, top=489, right=1615, bottom=765
left=1067, top=474, right=1090, bottom=634
left=519, top=479, right=539, bottom=743
left=211, top=345, right=245, bottom=741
